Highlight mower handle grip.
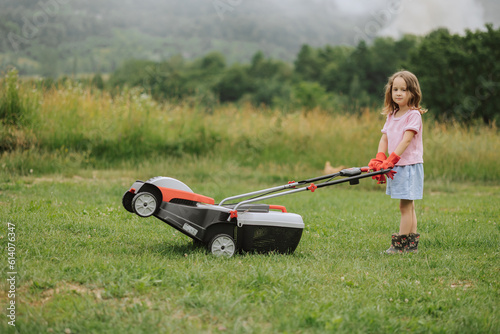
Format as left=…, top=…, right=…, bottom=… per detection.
left=360, top=166, right=393, bottom=172
left=339, top=166, right=373, bottom=177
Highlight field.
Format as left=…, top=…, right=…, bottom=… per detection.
left=1, top=164, right=499, bottom=333
left=0, top=79, right=499, bottom=333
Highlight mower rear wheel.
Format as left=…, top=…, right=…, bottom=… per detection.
left=208, top=234, right=236, bottom=257
left=132, top=192, right=158, bottom=217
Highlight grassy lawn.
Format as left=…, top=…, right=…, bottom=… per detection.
left=1, top=162, right=498, bottom=333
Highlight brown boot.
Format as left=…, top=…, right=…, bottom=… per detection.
left=407, top=233, right=420, bottom=253
left=384, top=233, right=409, bottom=254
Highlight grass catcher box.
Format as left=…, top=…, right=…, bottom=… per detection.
left=236, top=211, right=304, bottom=254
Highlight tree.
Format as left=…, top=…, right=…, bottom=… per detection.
left=214, top=64, right=253, bottom=102
left=91, top=73, right=104, bottom=90
left=409, top=25, right=500, bottom=123
left=318, top=45, right=352, bottom=91
left=292, top=81, right=327, bottom=110
left=294, top=45, right=321, bottom=81
left=200, top=51, right=226, bottom=73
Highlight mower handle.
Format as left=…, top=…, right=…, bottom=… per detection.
left=227, top=167, right=392, bottom=221
left=300, top=166, right=370, bottom=183
left=220, top=167, right=389, bottom=209
left=219, top=168, right=352, bottom=206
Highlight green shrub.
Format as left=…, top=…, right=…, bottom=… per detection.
left=292, top=81, right=328, bottom=110
left=0, top=68, right=39, bottom=153
left=0, top=68, right=25, bottom=126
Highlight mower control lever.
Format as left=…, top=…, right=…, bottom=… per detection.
left=339, top=168, right=362, bottom=177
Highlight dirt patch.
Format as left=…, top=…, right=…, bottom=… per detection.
left=20, top=282, right=105, bottom=307
left=17, top=282, right=158, bottom=310
left=42, top=283, right=104, bottom=300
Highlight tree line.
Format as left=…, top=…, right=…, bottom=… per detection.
left=31, top=25, right=500, bottom=124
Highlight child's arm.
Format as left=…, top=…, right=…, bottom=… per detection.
left=393, top=130, right=416, bottom=156
left=377, top=133, right=388, bottom=154
left=368, top=134, right=389, bottom=171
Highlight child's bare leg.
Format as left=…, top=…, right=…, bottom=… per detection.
left=399, top=199, right=416, bottom=235
left=410, top=203, right=417, bottom=234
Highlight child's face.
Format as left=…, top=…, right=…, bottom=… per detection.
left=392, top=77, right=410, bottom=109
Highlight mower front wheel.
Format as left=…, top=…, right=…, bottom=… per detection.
left=132, top=192, right=158, bottom=218
left=208, top=234, right=236, bottom=257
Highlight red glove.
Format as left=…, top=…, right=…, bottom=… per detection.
left=385, top=170, right=397, bottom=180
left=380, top=152, right=401, bottom=169
left=373, top=169, right=397, bottom=184
left=375, top=173, right=386, bottom=184
left=368, top=152, right=387, bottom=171
left=373, top=169, right=398, bottom=184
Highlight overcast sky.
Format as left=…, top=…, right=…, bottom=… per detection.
left=229, top=0, right=498, bottom=45
left=332, top=0, right=491, bottom=38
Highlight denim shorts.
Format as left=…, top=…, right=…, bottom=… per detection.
left=386, top=164, right=424, bottom=200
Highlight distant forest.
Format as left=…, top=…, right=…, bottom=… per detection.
left=105, top=26, right=499, bottom=124
left=2, top=0, right=499, bottom=77
left=0, top=0, right=365, bottom=76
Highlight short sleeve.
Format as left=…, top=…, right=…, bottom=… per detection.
left=381, top=115, right=389, bottom=133
left=404, top=111, right=422, bottom=134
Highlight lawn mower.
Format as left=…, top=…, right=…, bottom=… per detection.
left=122, top=167, right=391, bottom=257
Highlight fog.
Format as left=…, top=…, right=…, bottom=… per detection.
left=1, top=0, right=498, bottom=72
left=327, top=0, right=492, bottom=39
left=205, top=0, right=498, bottom=45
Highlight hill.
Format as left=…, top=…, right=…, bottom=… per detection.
left=0, top=0, right=499, bottom=76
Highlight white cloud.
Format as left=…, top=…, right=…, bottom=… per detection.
left=378, top=0, right=485, bottom=37
left=332, top=0, right=386, bottom=16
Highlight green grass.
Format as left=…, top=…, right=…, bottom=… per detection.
left=1, top=72, right=499, bottom=333
left=0, top=161, right=498, bottom=333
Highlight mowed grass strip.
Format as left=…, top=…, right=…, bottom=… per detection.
left=0, top=167, right=498, bottom=333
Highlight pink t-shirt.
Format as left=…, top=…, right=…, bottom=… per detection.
left=381, top=109, right=423, bottom=166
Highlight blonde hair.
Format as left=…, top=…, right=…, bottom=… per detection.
left=382, top=70, right=427, bottom=115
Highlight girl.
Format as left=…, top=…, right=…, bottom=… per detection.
left=368, top=70, right=427, bottom=254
